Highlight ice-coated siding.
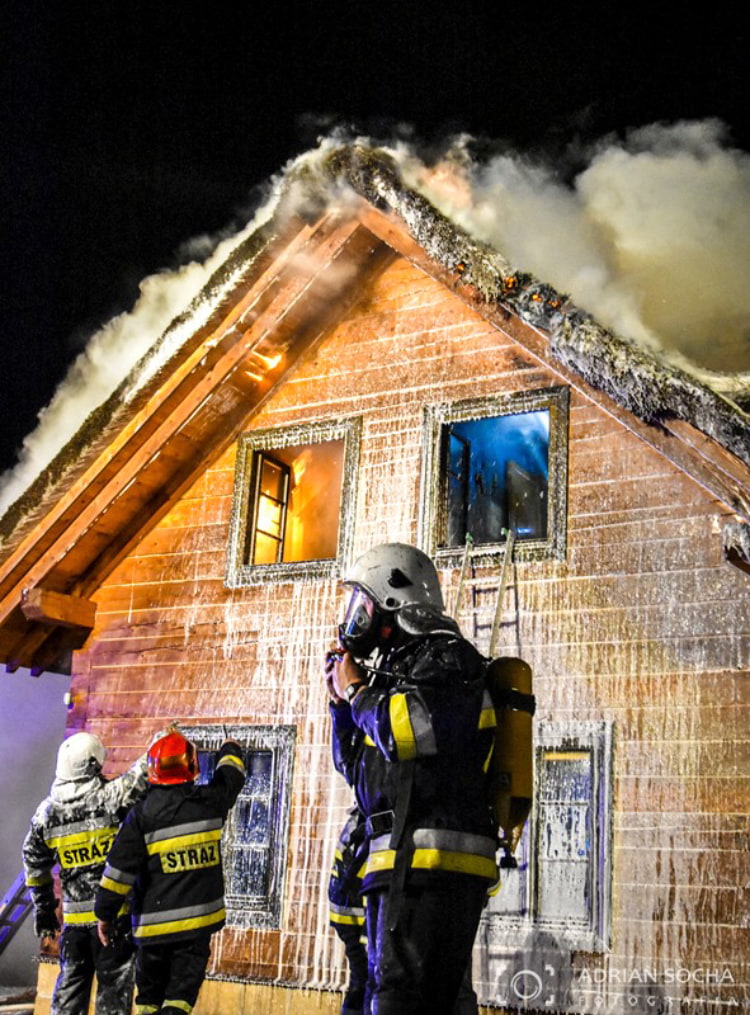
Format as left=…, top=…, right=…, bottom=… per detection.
left=65, top=253, right=748, bottom=1013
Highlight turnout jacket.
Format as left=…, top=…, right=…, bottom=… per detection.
left=23, top=755, right=149, bottom=927
left=331, top=628, right=498, bottom=894
left=95, top=741, right=245, bottom=946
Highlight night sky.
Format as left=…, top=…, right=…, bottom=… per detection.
left=3, top=1, right=749, bottom=478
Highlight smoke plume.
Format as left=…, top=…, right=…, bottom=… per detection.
left=409, top=119, right=750, bottom=385
left=1, top=121, right=748, bottom=516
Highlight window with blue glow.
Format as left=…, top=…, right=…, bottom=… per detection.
left=420, top=387, right=569, bottom=563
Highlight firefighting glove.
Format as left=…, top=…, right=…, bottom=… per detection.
left=34, top=909, right=60, bottom=938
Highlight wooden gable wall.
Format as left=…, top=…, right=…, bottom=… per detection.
left=61, top=251, right=748, bottom=1011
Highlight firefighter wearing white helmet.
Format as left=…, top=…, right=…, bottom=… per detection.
left=23, top=731, right=155, bottom=1015
left=327, top=543, right=496, bottom=1015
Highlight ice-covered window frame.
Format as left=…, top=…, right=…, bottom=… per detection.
left=226, top=417, right=361, bottom=586
left=419, top=387, right=569, bottom=564
left=483, top=720, right=613, bottom=953
left=187, top=724, right=296, bottom=930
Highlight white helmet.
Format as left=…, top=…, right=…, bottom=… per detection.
left=55, top=732, right=106, bottom=781
left=339, top=543, right=445, bottom=657
left=343, top=543, right=444, bottom=611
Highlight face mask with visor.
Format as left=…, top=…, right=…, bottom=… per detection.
left=338, top=586, right=382, bottom=658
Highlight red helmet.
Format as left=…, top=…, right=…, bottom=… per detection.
left=147, top=731, right=199, bottom=785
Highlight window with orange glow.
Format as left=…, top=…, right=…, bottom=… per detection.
left=226, top=418, right=361, bottom=586
left=247, top=442, right=344, bottom=565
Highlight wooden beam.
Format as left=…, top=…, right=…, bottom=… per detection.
left=20, top=588, right=97, bottom=629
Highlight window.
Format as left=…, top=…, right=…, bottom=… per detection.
left=187, top=724, right=296, bottom=930
left=226, top=418, right=361, bottom=585
left=482, top=720, right=613, bottom=953
left=419, top=388, right=568, bottom=563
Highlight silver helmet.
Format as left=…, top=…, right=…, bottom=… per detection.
left=339, top=543, right=445, bottom=656
left=343, top=543, right=444, bottom=612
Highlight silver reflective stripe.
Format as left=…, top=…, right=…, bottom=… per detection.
left=412, top=828, right=496, bottom=858
left=329, top=902, right=366, bottom=918
left=369, top=834, right=391, bottom=853
left=144, top=819, right=223, bottom=845
left=135, top=898, right=224, bottom=925
left=45, top=817, right=108, bottom=839
left=407, top=696, right=438, bottom=757
left=64, top=898, right=96, bottom=913
left=102, top=863, right=136, bottom=885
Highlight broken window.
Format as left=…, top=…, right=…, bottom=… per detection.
left=481, top=720, right=613, bottom=954
left=227, top=418, right=361, bottom=585
left=420, top=388, right=568, bottom=562
left=189, top=724, right=296, bottom=930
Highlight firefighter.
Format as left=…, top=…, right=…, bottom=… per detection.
left=22, top=731, right=154, bottom=1015
left=326, top=543, right=497, bottom=1015
left=94, top=730, right=245, bottom=1015
left=328, top=806, right=369, bottom=1015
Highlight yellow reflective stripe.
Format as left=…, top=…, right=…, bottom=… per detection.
left=47, top=827, right=117, bottom=869
left=412, top=848, right=497, bottom=880
left=483, top=741, right=494, bottom=773
left=330, top=912, right=366, bottom=926
left=366, top=848, right=397, bottom=875
left=216, top=754, right=244, bottom=775
left=25, top=873, right=53, bottom=887
left=134, top=908, right=225, bottom=938
left=135, top=1006, right=160, bottom=1015
left=47, top=827, right=117, bottom=850
left=479, top=705, right=496, bottom=730
left=363, top=734, right=376, bottom=747
left=64, top=909, right=96, bottom=924
left=100, top=875, right=131, bottom=896
left=163, top=1002, right=193, bottom=1015
left=389, top=694, right=416, bottom=761
left=146, top=829, right=222, bottom=855
left=366, top=847, right=497, bottom=880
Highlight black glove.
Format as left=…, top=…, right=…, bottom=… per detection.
left=34, top=909, right=60, bottom=938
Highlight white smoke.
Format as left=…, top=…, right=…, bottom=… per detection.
left=409, top=119, right=750, bottom=388
left=0, top=191, right=280, bottom=515
left=1, top=121, right=748, bottom=517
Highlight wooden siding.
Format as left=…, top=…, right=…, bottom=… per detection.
left=66, top=254, right=749, bottom=1011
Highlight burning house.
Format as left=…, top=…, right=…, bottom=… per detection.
left=0, top=143, right=748, bottom=1014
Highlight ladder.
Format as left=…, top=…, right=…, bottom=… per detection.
left=451, top=530, right=518, bottom=657
left=0, top=873, right=33, bottom=956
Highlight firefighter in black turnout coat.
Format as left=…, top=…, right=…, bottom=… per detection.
left=95, top=731, right=245, bottom=1015
left=23, top=732, right=152, bottom=1015
left=327, top=543, right=497, bottom=1015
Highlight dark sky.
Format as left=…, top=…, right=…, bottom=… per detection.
left=2, top=1, right=749, bottom=478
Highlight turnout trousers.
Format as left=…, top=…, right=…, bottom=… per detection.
left=52, top=920, right=134, bottom=1015
left=333, top=921, right=368, bottom=1015
left=365, top=878, right=487, bottom=1015
left=134, top=934, right=212, bottom=1015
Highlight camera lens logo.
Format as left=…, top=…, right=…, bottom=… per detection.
left=510, top=969, right=544, bottom=1002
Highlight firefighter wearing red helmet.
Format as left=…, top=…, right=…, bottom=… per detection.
left=326, top=543, right=496, bottom=1015
left=22, top=730, right=155, bottom=1015
left=95, top=729, right=245, bottom=1015
left=146, top=729, right=200, bottom=785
